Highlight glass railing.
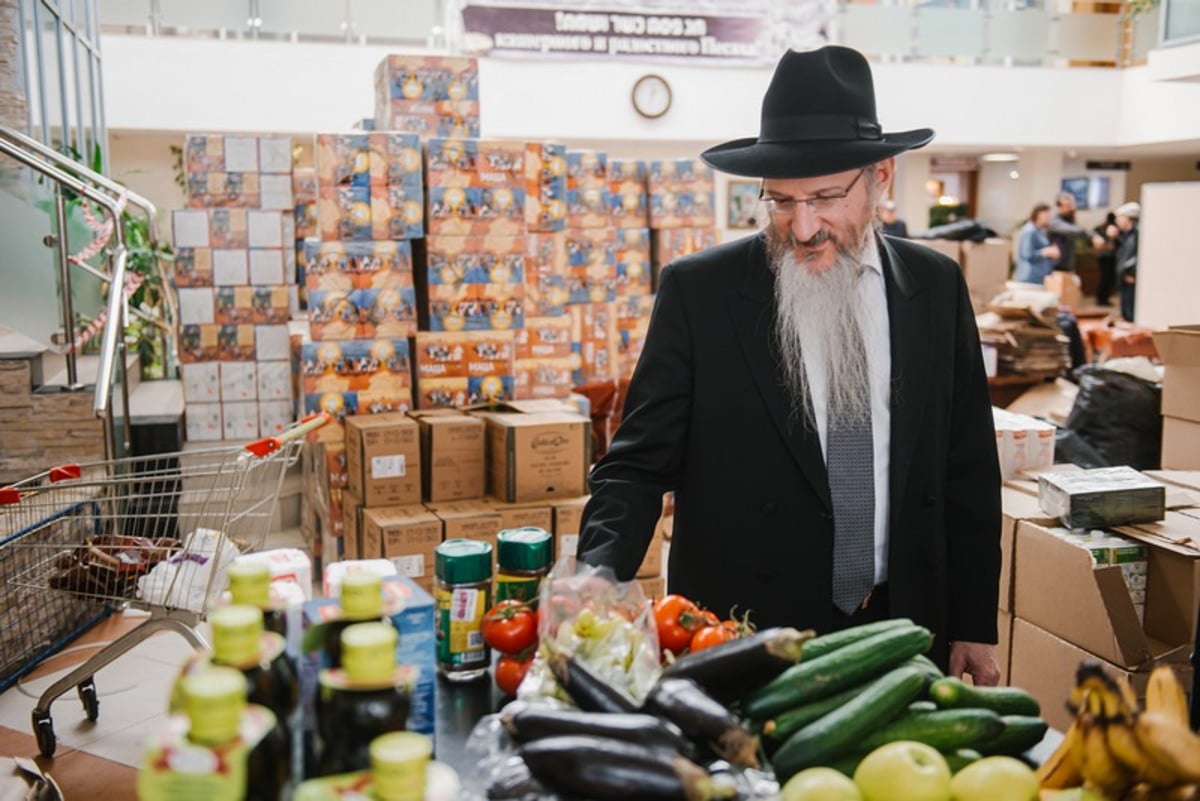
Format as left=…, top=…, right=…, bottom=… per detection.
left=96, top=0, right=1162, bottom=67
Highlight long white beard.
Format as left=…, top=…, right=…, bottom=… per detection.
left=771, top=232, right=875, bottom=432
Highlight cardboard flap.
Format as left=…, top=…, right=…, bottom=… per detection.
left=1014, top=521, right=1153, bottom=668
left=1146, top=470, right=1200, bottom=493
left=1119, top=512, right=1200, bottom=555
left=1153, top=327, right=1200, bottom=366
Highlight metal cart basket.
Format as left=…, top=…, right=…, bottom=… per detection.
left=0, top=414, right=327, bottom=757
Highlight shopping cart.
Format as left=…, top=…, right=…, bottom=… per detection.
left=0, top=413, right=328, bottom=758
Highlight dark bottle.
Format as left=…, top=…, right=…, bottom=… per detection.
left=323, top=571, right=391, bottom=669
left=209, top=604, right=299, bottom=798
left=316, top=621, right=416, bottom=777
left=227, top=558, right=287, bottom=639
left=137, top=665, right=284, bottom=801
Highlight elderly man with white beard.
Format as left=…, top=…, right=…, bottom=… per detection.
left=577, top=46, right=1003, bottom=685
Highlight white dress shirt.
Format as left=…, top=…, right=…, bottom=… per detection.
left=799, top=239, right=892, bottom=585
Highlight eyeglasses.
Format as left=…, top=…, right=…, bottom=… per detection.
left=759, top=169, right=867, bottom=217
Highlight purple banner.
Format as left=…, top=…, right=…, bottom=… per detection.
left=459, top=5, right=798, bottom=64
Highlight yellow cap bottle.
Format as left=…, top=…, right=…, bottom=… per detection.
left=227, top=559, right=271, bottom=609
left=182, top=665, right=246, bottom=746
left=210, top=604, right=263, bottom=668
left=370, top=731, right=432, bottom=801
left=341, top=622, right=397, bottom=685
left=341, top=571, right=384, bottom=620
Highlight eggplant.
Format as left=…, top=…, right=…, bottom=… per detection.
left=486, top=755, right=545, bottom=800
left=518, top=735, right=728, bottom=801
left=643, top=678, right=760, bottom=770
left=546, top=652, right=638, bottom=714
left=501, top=705, right=697, bottom=759
left=660, top=627, right=814, bottom=702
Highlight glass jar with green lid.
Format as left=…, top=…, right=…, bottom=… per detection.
left=495, top=527, right=552, bottom=604
left=316, top=622, right=415, bottom=777
left=434, top=539, right=492, bottom=682
left=227, top=558, right=287, bottom=638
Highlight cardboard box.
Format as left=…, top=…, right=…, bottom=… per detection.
left=513, top=357, right=576, bottom=400
left=258, top=400, right=294, bottom=437
left=1116, top=511, right=1200, bottom=647
left=341, top=490, right=363, bottom=561
left=472, top=403, right=590, bottom=503
left=1152, top=326, right=1200, bottom=423
left=304, top=240, right=415, bottom=293
left=248, top=210, right=287, bottom=248
left=516, top=316, right=573, bottom=360
left=422, top=282, right=526, bottom=332
left=637, top=575, right=666, bottom=600
left=219, top=362, right=257, bottom=402
left=345, top=413, right=422, bottom=507
left=178, top=288, right=214, bottom=325
left=409, top=410, right=486, bottom=502
left=181, top=362, right=220, bottom=403
left=209, top=210, right=250, bottom=250
left=638, top=527, right=665, bottom=578
left=1162, top=417, right=1200, bottom=470
left=485, top=497, right=553, bottom=535
left=921, top=239, right=961, bottom=263
left=552, top=496, right=589, bottom=561
left=222, top=401, right=259, bottom=440
left=424, top=234, right=525, bottom=286
left=179, top=324, right=219, bottom=363
left=254, top=325, right=291, bottom=362
left=259, top=174, right=294, bottom=211
left=361, top=505, right=444, bottom=582
left=375, top=54, right=480, bottom=104
left=412, top=331, right=515, bottom=381
left=1009, top=617, right=1192, bottom=733
left=1037, top=467, right=1165, bottom=529
left=185, top=402, right=222, bottom=441
left=258, top=136, right=293, bottom=174
left=216, top=325, right=256, bottom=362
left=997, top=609, right=1013, bottom=687
left=174, top=248, right=214, bottom=288
left=960, top=239, right=1011, bottom=312
left=992, top=408, right=1056, bottom=481
left=186, top=172, right=260, bottom=208
left=429, top=500, right=502, bottom=569
left=1013, top=520, right=1188, bottom=668
left=370, top=183, right=425, bottom=241
left=248, top=248, right=285, bottom=285
left=1044, top=272, right=1082, bottom=312
left=256, top=361, right=292, bottom=402
left=212, top=249, right=249, bottom=286
left=1005, top=379, right=1079, bottom=428
left=999, top=486, right=1055, bottom=613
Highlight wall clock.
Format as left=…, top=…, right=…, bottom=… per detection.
left=632, top=74, right=672, bottom=119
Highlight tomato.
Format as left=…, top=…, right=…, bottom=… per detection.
left=690, top=624, right=736, bottom=652
left=481, top=600, right=537, bottom=655
left=653, top=594, right=705, bottom=654
left=494, top=654, right=533, bottom=696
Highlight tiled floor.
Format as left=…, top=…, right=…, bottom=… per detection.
left=0, top=528, right=308, bottom=797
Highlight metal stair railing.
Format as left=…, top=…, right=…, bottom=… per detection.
left=0, top=132, right=133, bottom=463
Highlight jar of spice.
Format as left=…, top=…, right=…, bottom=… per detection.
left=434, top=539, right=492, bottom=682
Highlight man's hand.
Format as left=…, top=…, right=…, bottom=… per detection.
left=949, top=641, right=1001, bottom=687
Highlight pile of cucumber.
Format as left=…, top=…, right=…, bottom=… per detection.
left=743, top=619, right=1048, bottom=782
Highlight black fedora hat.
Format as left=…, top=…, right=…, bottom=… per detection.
left=700, top=46, right=934, bottom=179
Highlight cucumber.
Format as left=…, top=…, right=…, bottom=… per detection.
left=907, top=700, right=939, bottom=714
left=743, top=625, right=933, bottom=720
left=760, top=682, right=871, bottom=743
left=944, top=748, right=982, bottom=774
left=859, top=707, right=1006, bottom=752
left=909, top=654, right=944, bottom=677
left=769, top=664, right=928, bottom=781
left=928, top=677, right=1041, bottom=716
left=798, top=618, right=914, bottom=662
left=827, top=751, right=865, bottom=778
left=978, top=715, right=1049, bottom=756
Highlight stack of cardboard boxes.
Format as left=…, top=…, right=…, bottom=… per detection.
left=1153, top=325, right=1200, bottom=469
left=172, top=134, right=298, bottom=441
left=920, top=238, right=1012, bottom=313
left=647, top=158, right=718, bottom=290
left=997, top=465, right=1196, bottom=732
left=374, top=55, right=480, bottom=138
left=292, top=166, right=318, bottom=309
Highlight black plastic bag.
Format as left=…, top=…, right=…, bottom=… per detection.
left=916, top=219, right=998, bottom=242
left=1064, top=365, right=1162, bottom=470
left=1053, top=427, right=1108, bottom=470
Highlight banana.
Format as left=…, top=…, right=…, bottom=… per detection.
left=1146, top=667, right=1190, bottom=728
left=1133, top=712, right=1200, bottom=784
left=1104, top=712, right=1183, bottom=788
left=1073, top=691, right=1136, bottom=798
left=1037, top=720, right=1086, bottom=789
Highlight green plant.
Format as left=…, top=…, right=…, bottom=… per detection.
left=1127, top=0, right=1159, bottom=20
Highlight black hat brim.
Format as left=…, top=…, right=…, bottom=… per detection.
left=700, top=128, right=935, bottom=179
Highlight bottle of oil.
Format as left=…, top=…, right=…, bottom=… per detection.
left=208, top=604, right=298, bottom=797
left=138, top=665, right=283, bottom=801
left=316, top=621, right=417, bottom=777
left=292, top=731, right=433, bottom=800
left=227, top=558, right=287, bottom=639
left=323, top=571, right=392, bottom=669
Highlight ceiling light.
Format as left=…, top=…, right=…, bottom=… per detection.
left=1010, top=170, right=1021, bottom=179
left=980, top=152, right=1020, bottom=163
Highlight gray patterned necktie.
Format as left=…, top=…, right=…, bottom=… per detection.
left=827, top=361, right=876, bottom=617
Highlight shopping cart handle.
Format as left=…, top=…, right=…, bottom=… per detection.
left=49, top=464, right=82, bottom=483
left=0, top=486, right=18, bottom=505
left=244, top=412, right=332, bottom=457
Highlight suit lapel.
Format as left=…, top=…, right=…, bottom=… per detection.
left=729, top=235, right=832, bottom=512
left=880, top=237, right=930, bottom=531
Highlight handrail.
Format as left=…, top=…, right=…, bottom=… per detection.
left=0, top=125, right=179, bottom=367
left=94, top=246, right=127, bottom=418
left=0, top=137, right=127, bottom=239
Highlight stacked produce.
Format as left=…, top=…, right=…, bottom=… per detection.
left=1037, top=663, right=1200, bottom=800
left=463, top=567, right=1058, bottom=801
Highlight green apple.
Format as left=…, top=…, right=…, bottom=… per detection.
left=949, top=756, right=1037, bottom=801
left=854, top=741, right=951, bottom=801
left=781, top=767, right=864, bottom=801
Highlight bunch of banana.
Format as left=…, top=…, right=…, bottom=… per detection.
left=1036, top=662, right=1200, bottom=800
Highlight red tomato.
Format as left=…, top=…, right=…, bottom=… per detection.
left=653, top=594, right=705, bottom=654
left=495, top=654, right=533, bottom=696
left=482, top=600, right=537, bottom=655
left=690, top=624, right=736, bottom=652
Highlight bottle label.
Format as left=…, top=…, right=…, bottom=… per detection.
left=435, top=585, right=488, bottom=669
left=136, top=705, right=276, bottom=801
left=495, top=574, right=539, bottom=604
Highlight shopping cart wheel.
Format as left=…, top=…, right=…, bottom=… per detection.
left=32, top=709, right=56, bottom=758
left=78, top=679, right=100, bottom=722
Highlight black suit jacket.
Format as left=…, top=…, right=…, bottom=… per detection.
left=578, top=233, right=1001, bottom=667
